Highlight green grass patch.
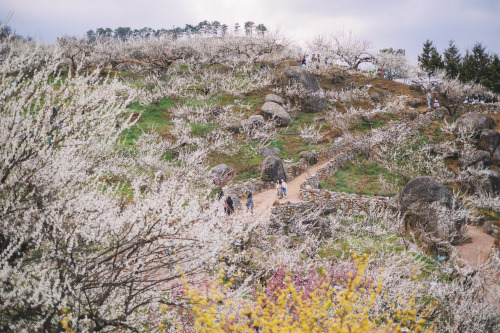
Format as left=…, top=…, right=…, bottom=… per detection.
left=190, top=123, right=214, bottom=136
left=121, top=97, right=177, bottom=146
left=208, top=143, right=265, bottom=183
left=320, top=156, right=404, bottom=196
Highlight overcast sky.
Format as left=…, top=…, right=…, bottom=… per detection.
left=1, top=0, right=499, bottom=63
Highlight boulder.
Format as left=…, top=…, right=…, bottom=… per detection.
left=407, top=99, right=424, bottom=107
left=257, top=147, right=280, bottom=157
left=474, top=170, right=500, bottom=194
left=210, top=164, right=234, bottom=186
left=454, top=112, right=495, bottom=138
left=460, top=150, right=490, bottom=169
left=298, top=151, right=318, bottom=165
left=479, top=129, right=500, bottom=154
left=241, top=115, right=265, bottom=130
left=261, top=102, right=292, bottom=126
left=224, top=122, right=241, bottom=134
left=260, top=155, right=286, bottom=183
left=392, top=177, right=465, bottom=246
left=265, top=94, right=285, bottom=106
left=370, top=93, right=381, bottom=103
left=491, top=144, right=500, bottom=164
left=283, top=67, right=326, bottom=113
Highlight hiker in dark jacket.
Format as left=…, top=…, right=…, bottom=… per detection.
left=225, top=195, right=234, bottom=216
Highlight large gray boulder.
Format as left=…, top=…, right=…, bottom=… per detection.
left=260, top=155, right=286, bottom=183
left=283, top=67, right=326, bottom=113
left=210, top=164, right=234, bottom=186
left=479, top=129, right=500, bottom=154
left=257, top=147, right=280, bottom=157
left=241, top=115, right=265, bottom=130
left=298, top=151, right=318, bottom=165
left=473, top=170, right=500, bottom=194
left=392, top=177, right=465, bottom=247
left=261, top=102, right=292, bottom=126
left=265, top=94, right=285, bottom=106
left=492, top=145, right=500, bottom=164
left=454, top=112, right=495, bottom=138
left=460, top=150, right=490, bottom=169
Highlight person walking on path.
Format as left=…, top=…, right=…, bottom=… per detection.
left=246, top=192, right=254, bottom=215
left=276, top=180, right=282, bottom=200
left=302, top=55, right=307, bottom=68
left=427, top=92, right=432, bottom=109
left=297, top=55, right=302, bottom=67
left=225, top=195, right=234, bottom=216
left=433, top=97, right=440, bottom=109
left=281, top=179, right=287, bottom=199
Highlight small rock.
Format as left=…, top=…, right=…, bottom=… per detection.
left=265, top=94, right=285, bottom=106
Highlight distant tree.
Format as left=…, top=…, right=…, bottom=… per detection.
left=234, top=22, right=240, bottom=34
left=443, top=40, right=461, bottom=79
left=221, top=24, right=228, bottom=36
left=114, top=27, right=131, bottom=40
left=0, top=23, right=12, bottom=39
left=86, top=29, right=96, bottom=42
left=244, top=21, right=254, bottom=36
left=197, top=20, right=209, bottom=35
left=96, top=27, right=113, bottom=38
left=211, top=21, right=221, bottom=36
left=184, top=24, right=195, bottom=35
left=485, top=54, right=500, bottom=94
left=255, top=24, right=267, bottom=37
left=418, top=39, right=443, bottom=78
left=459, top=42, right=491, bottom=85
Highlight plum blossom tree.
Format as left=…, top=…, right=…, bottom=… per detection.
left=311, top=30, right=374, bottom=69
left=374, top=48, right=411, bottom=81
left=0, top=35, right=253, bottom=331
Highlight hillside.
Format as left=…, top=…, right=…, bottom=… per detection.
left=1, top=35, right=500, bottom=332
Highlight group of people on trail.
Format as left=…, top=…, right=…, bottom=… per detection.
left=217, top=178, right=288, bottom=217
left=426, top=92, right=440, bottom=109
left=218, top=190, right=254, bottom=216
left=218, top=191, right=234, bottom=216
left=297, top=54, right=328, bottom=69
left=275, top=179, right=287, bottom=200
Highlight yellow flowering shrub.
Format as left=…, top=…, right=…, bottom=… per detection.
left=171, top=254, right=436, bottom=333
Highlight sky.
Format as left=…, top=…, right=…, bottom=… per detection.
left=1, top=0, right=500, bottom=64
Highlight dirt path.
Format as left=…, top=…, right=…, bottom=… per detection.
left=455, top=225, right=495, bottom=267
left=250, top=160, right=329, bottom=216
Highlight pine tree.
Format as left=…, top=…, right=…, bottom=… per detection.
left=485, top=54, right=500, bottom=94
left=418, top=39, right=443, bottom=78
left=443, top=40, right=461, bottom=79
left=459, top=42, right=491, bottom=85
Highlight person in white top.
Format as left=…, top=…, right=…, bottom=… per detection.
left=276, top=180, right=282, bottom=200
left=281, top=179, right=287, bottom=199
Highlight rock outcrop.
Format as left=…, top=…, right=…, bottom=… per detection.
left=392, top=177, right=466, bottom=248
left=210, top=164, right=234, bottom=186
left=257, top=147, right=280, bottom=157
left=241, top=115, right=266, bottom=130
left=265, top=94, right=285, bottom=106
left=298, top=151, right=318, bottom=165
left=283, top=67, right=326, bottom=113
left=261, top=101, right=292, bottom=126
left=454, top=112, right=495, bottom=137
left=260, top=155, right=286, bottom=183
left=479, top=129, right=500, bottom=154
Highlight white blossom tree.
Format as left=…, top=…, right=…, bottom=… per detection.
left=310, top=30, right=374, bottom=69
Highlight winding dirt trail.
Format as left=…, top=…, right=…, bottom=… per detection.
left=250, top=160, right=329, bottom=216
